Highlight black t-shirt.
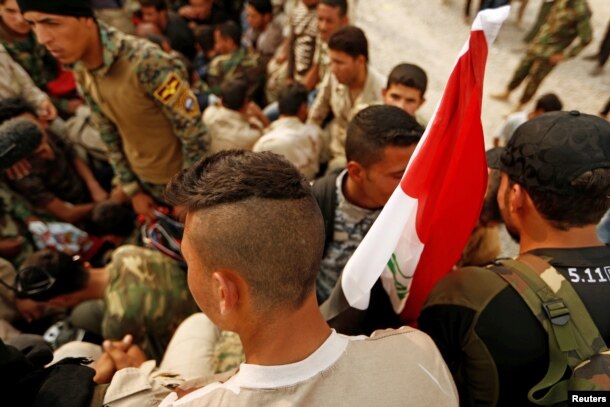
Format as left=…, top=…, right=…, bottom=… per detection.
left=419, top=246, right=610, bottom=407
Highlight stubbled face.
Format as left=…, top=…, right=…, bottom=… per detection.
left=23, top=11, right=93, bottom=64
left=1, top=0, right=30, bottom=35
left=361, top=145, right=417, bottom=208
left=317, top=3, right=345, bottom=43
left=383, top=84, right=424, bottom=117
left=329, top=49, right=360, bottom=86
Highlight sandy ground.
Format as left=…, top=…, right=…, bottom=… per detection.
left=351, top=0, right=610, bottom=148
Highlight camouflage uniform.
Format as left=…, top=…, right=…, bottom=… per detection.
left=207, top=48, right=264, bottom=98
left=0, top=183, right=35, bottom=268
left=102, top=245, right=199, bottom=361
left=74, top=22, right=208, bottom=202
left=0, top=24, right=73, bottom=114
left=0, top=43, right=48, bottom=108
left=507, top=0, right=592, bottom=105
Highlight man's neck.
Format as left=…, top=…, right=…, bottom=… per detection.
left=81, top=266, right=110, bottom=300
left=82, top=25, right=104, bottom=70
left=239, top=294, right=332, bottom=366
left=519, top=224, right=604, bottom=254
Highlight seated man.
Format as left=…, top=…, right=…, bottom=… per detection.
left=177, top=0, right=229, bottom=31
left=0, top=98, right=108, bottom=223
left=143, top=149, right=458, bottom=406
left=0, top=43, right=56, bottom=121
left=308, top=26, right=383, bottom=170
left=253, top=83, right=321, bottom=180
left=207, top=21, right=263, bottom=99
left=139, top=0, right=197, bottom=60
left=493, top=92, right=562, bottom=147
left=242, top=0, right=284, bottom=65
left=17, top=245, right=198, bottom=361
left=382, top=62, right=428, bottom=127
left=203, top=80, right=268, bottom=154
left=301, top=0, right=349, bottom=91
left=313, top=105, right=423, bottom=333
left=419, top=111, right=610, bottom=406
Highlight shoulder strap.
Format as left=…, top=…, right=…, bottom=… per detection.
left=311, top=172, right=340, bottom=251
left=492, top=254, right=607, bottom=405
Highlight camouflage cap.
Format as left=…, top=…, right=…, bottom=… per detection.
left=0, top=118, right=43, bottom=170
left=487, top=111, right=610, bottom=195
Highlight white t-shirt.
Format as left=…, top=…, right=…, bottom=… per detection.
left=159, top=327, right=458, bottom=407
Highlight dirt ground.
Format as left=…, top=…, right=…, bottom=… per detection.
left=352, top=0, right=610, bottom=148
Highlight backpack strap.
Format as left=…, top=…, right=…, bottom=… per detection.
left=492, top=254, right=607, bottom=405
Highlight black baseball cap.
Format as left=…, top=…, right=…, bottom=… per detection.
left=487, top=111, right=610, bottom=195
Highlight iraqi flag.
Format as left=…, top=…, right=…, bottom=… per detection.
left=331, top=6, right=510, bottom=324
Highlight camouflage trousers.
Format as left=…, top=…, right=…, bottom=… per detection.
left=507, top=53, right=556, bottom=105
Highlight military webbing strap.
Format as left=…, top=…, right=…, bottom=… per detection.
left=493, top=254, right=607, bottom=405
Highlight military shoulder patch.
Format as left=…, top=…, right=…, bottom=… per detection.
left=153, top=73, right=201, bottom=119
left=153, top=73, right=185, bottom=105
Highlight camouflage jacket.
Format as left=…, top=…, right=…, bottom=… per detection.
left=207, top=48, right=264, bottom=97
left=102, top=245, right=199, bottom=361
left=0, top=22, right=73, bottom=112
left=529, top=0, right=593, bottom=59
left=0, top=22, right=58, bottom=90
left=74, top=22, right=208, bottom=196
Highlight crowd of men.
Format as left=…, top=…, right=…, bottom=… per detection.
left=0, top=0, right=609, bottom=406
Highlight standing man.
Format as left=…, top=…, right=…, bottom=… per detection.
left=492, top=0, right=592, bottom=110
left=18, top=0, right=208, bottom=220
left=419, top=111, right=610, bottom=405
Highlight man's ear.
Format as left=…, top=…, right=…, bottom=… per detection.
left=212, top=270, right=240, bottom=315
left=509, top=182, right=527, bottom=213
left=346, top=160, right=366, bottom=185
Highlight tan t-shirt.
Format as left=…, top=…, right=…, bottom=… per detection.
left=159, top=327, right=458, bottom=407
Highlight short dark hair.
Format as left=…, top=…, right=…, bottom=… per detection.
left=138, top=0, right=167, bottom=11
left=0, top=97, right=37, bottom=125
left=248, top=0, right=273, bottom=15
left=215, top=21, right=242, bottom=47
left=18, top=250, right=89, bottom=302
left=278, top=83, right=308, bottom=116
left=328, top=26, right=368, bottom=61
left=320, top=0, right=348, bottom=16
left=165, top=150, right=325, bottom=312
left=534, top=93, right=563, bottom=112
left=346, top=105, right=424, bottom=167
left=0, top=118, right=44, bottom=170
left=193, top=25, right=215, bottom=53
left=386, top=63, right=428, bottom=97
left=90, top=202, right=135, bottom=237
left=220, top=79, right=249, bottom=110
left=520, top=169, right=610, bottom=230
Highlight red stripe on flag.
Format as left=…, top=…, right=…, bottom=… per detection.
left=400, top=30, right=489, bottom=323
